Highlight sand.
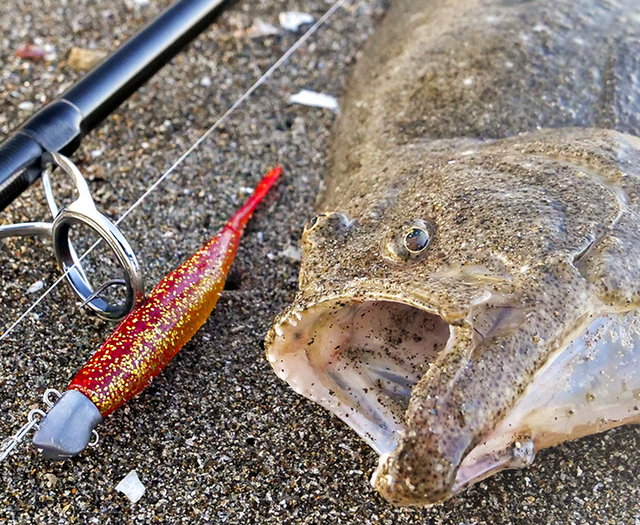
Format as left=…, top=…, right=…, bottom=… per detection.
left=1, top=0, right=639, bottom=523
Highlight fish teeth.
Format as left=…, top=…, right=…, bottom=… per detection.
left=371, top=453, right=392, bottom=488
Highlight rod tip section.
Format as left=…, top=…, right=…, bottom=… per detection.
left=32, top=390, right=103, bottom=461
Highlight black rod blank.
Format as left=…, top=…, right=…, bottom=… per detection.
left=0, top=0, right=231, bottom=211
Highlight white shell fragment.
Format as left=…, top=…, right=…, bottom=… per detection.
left=18, top=101, right=35, bottom=112
left=25, top=280, right=44, bottom=294
left=288, top=90, right=339, bottom=111
left=279, top=11, right=314, bottom=32
left=278, top=245, right=303, bottom=261
left=115, top=470, right=146, bottom=503
left=247, top=19, right=281, bottom=38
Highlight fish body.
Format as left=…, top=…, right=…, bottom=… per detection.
left=266, top=0, right=640, bottom=506
left=32, top=167, right=280, bottom=458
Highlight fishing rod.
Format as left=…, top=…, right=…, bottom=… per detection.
left=1, top=0, right=347, bottom=341
left=0, top=0, right=350, bottom=462
left=0, top=0, right=233, bottom=320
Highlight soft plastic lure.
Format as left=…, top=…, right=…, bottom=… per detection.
left=31, top=166, right=281, bottom=459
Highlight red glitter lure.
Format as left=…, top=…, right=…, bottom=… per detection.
left=31, top=167, right=281, bottom=459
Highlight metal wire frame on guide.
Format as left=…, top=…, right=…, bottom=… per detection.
left=0, top=151, right=144, bottom=321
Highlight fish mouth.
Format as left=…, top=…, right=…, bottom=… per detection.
left=266, top=292, right=452, bottom=456
left=266, top=287, right=536, bottom=504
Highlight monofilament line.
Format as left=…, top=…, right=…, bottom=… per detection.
left=0, top=0, right=350, bottom=341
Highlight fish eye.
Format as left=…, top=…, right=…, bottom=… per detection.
left=304, top=214, right=326, bottom=232
left=303, top=213, right=353, bottom=248
left=403, top=227, right=430, bottom=253
left=384, top=219, right=434, bottom=262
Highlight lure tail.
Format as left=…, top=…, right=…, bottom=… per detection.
left=32, top=167, right=281, bottom=459
left=228, top=165, right=281, bottom=232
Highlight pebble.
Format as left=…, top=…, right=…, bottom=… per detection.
left=15, top=43, right=45, bottom=61
left=67, top=47, right=107, bottom=71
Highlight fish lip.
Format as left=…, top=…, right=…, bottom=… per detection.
left=269, top=281, right=444, bottom=328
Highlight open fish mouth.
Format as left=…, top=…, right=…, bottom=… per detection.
left=266, top=289, right=640, bottom=505
left=267, top=294, right=451, bottom=455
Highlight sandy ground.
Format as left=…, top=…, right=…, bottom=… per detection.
left=0, top=0, right=639, bottom=523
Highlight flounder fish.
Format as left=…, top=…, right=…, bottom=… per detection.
left=265, top=0, right=640, bottom=506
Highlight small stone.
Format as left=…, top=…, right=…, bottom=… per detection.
left=67, top=47, right=107, bottom=71
left=16, top=43, right=45, bottom=61
left=44, top=473, right=58, bottom=488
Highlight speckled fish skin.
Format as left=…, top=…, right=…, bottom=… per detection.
left=70, top=167, right=280, bottom=417
left=266, top=0, right=640, bottom=507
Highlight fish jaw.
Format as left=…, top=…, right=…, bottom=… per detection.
left=265, top=277, right=537, bottom=499
left=370, top=305, right=640, bottom=506
left=370, top=323, right=478, bottom=505
left=266, top=275, right=640, bottom=506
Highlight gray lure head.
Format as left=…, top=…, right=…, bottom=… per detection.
left=32, top=390, right=102, bottom=461
left=266, top=0, right=640, bottom=506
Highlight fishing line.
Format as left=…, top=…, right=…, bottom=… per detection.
left=0, top=0, right=350, bottom=341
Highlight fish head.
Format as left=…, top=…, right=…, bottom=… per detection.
left=265, top=129, right=640, bottom=505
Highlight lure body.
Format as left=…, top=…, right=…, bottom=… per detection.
left=32, top=167, right=280, bottom=458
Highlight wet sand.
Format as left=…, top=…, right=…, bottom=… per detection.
left=1, top=0, right=639, bottom=523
